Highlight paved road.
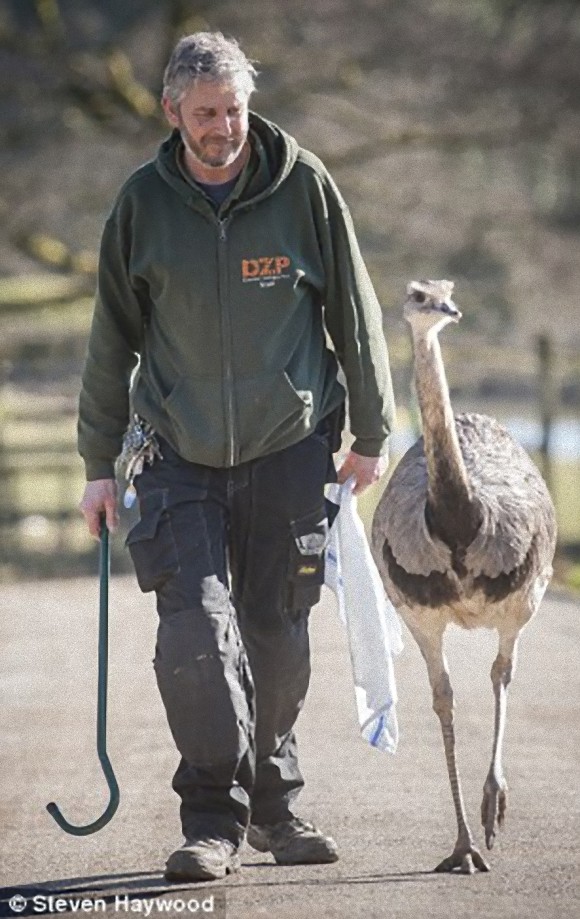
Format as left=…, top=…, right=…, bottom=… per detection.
left=1, top=574, right=579, bottom=918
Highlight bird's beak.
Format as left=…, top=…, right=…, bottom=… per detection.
left=440, top=300, right=462, bottom=321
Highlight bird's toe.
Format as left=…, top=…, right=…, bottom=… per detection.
left=472, top=849, right=491, bottom=872
left=481, top=782, right=508, bottom=850
left=460, top=854, right=476, bottom=875
left=434, top=855, right=456, bottom=873
left=434, top=845, right=490, bottom=874
left=498, top=789, right=507, bottom=825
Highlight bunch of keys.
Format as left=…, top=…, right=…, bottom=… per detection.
left=117, top=414, right=163, bottom=508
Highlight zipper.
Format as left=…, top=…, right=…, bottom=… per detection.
left=217, top=216, right=236, bottom=466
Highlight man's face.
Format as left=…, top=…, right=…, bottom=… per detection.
left=163, top=78, right=250, bottom=170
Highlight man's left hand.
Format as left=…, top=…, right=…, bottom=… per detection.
left=336, top=449, right=389, bottom=495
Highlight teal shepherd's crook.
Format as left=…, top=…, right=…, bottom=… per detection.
left=46, top=516, right=120, bottom=834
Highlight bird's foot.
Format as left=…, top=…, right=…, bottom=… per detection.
left=434, top=844, right=490, bottom=874
left=481, top=777, right=507, bottom=850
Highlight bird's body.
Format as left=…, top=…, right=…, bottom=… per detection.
left=371, top=280, right=557, bottom=874
left=375, top=410, right=555, bottom=629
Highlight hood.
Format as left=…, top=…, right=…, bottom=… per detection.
left=155, top=111, right=299, bottom=213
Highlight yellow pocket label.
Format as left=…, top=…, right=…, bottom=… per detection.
left=298, top=564, right=318, bottom=576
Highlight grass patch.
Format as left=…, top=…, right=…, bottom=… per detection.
left=549, top=461, right=580, bottom=543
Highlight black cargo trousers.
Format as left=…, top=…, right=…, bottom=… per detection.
left=126, top=407, right=342, bottom=846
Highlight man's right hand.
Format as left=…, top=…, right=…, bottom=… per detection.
left=79, top=479, right=119, bottom=539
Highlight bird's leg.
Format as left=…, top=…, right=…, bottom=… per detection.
left=407, top=622, right=489, bottom=874
left=481, top=632, right=519, bottom=849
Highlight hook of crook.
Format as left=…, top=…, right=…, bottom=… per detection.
left=46, top=516, right=120, bottom=834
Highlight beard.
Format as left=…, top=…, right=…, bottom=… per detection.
left=180, top=122, right=246, bottom=169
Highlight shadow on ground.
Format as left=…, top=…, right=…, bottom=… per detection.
left=0, top=866, right=436, bottom=916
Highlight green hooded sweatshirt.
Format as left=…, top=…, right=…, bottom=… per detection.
left=78, top=113, right=395, bottom=479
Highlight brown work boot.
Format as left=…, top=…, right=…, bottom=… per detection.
left=165, top=836, right=240, bottom=881
left=246, top=817, right=339, bottom=865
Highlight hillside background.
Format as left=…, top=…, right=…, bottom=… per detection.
left=0, top=0, right=579, bottom=580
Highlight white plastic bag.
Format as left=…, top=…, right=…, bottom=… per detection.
left=325, top=479, right=403, bottom=753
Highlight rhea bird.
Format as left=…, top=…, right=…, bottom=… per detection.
left=371, top=280, right=557, bottom=874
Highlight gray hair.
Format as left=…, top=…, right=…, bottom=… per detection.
left=163, top=32, right=258, bottom=106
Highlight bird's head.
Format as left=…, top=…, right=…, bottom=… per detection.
left=403, top=280, right=461, bottom=334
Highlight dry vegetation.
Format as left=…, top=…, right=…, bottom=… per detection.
left=2, top=0, right=580, bottom=338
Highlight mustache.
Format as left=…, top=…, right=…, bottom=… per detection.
left=203, top=136, right=238, bottom=144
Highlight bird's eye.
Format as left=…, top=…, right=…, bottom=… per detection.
left=413, top=291, right=426, bottom=303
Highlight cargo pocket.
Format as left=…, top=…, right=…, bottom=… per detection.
left=125, top=488, right=180, bottom=592
left=286, top=508, right=328, bottom=613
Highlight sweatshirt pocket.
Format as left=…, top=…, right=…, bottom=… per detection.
left=162, top=371, right=314, bottom=465
left=162, top=376, right=227, bottom=465
left=235, top=370, right=314, bottom=456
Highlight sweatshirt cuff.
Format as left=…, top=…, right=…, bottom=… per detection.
left=351, top=437, right=389, bottom=458
left=84, top=458, right=117, bottom=481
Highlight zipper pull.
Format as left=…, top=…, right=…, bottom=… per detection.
left=218, top=218, right=228, bottom=241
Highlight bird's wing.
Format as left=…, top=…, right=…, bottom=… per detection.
left=457, top=414, right=557, bottom=579
left=372, top=438, right=453, bottom=576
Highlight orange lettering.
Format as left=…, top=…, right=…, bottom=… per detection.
left=259, top=257, right=275, bottom=276
left=242, top=259, right=260, bottom=278
left=242, top=255, right=292, bottom=280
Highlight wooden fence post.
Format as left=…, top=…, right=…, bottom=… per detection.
left=536, top=332, right=555, bottom=494
left=0, top=359, right=20, bottom=573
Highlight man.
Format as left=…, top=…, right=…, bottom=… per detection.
left=78, top=31, right=395, bottom=882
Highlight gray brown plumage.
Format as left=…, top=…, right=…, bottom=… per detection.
left=371, top=280, right=557, bottom=873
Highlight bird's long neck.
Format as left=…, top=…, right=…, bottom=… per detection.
left=412, top=329, right=480, bottom=546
